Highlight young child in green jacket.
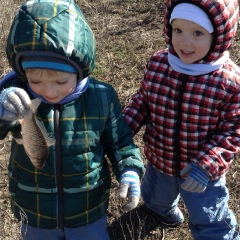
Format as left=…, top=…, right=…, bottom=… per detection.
left=0, top=1, right=144, bottom=239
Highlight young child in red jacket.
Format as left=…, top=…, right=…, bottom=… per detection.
left=124, top=0, right=240, bottom=239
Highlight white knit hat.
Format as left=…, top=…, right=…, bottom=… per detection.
left=170, top=3, right=214, bottom=33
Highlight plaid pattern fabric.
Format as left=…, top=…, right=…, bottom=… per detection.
left=3, top=0, right=144, bottom=229
left=124, top=0, right=240, bottom=179
left=124, top=49, right=240, bottom=179
left=0, top=77, right=144, bottom=228
left=6, top=0, right=96, bottom=79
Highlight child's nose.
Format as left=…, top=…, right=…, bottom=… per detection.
left=44, top=85, right=55, bottom=96
left=181, top=34, right=191, bottom=44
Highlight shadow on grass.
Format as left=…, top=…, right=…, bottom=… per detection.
left=107, top=204, right=166, bottom=240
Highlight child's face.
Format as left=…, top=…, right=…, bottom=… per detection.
left=171, top=19, right=213, bottom=64
left=26, top=69, right=77, bottom=103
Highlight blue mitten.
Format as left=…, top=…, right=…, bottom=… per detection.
left=119, top=168, right=140, bottom=212
left=180, top=163, right=209, bottom=193
left=0, top=87, right=31, bottom=121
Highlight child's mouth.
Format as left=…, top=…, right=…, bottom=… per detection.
left=181, top=50, right=194, bottom=55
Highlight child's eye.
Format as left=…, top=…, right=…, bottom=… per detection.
left=29, top=80, right=40, bottom=84
left=193, top=31, right=203, bottom=36
left=56, top=81, right=67, bottom=85
left=173, top=28, right=181, bottom=34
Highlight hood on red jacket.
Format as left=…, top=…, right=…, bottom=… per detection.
left=164, top=0, right=239, bottom=63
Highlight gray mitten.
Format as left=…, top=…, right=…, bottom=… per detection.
left=180, top=163, right=209, bottom=193
left=0, top=87, right=31, bottom=121
left=118, top=168, right=140, bottom=212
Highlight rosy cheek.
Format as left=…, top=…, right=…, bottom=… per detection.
left=31, top=86, right=40, bottom=94
left=29, top=85, right=35, bottom=91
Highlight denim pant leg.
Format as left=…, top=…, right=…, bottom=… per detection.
left=141, top=162, right=181, bottom=215
left=65, top=215, right=110, bottom=240
left=180, top=176, right=240, bottom=240
left=21, top=225, right=65, bottom=240
left=21, top=215, right=110, bottom=240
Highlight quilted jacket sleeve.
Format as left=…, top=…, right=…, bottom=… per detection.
left=123, top=64, right=151, bottom=134
left=101, top=85, right=144, bottom=180
left=193, top=86, right=240, bottom=179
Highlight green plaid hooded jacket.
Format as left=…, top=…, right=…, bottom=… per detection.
left=2, top=0, right=144, bottom=229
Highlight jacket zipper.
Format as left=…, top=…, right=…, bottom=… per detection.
left=54, top=104, right=64, bottom=229
left=174, top=75, right=187, bottom=177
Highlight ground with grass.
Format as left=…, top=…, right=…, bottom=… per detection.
left=0, top=1, right=239, bottom=239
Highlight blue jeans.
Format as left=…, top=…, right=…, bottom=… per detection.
left=141, top=162, right=240, bottom=240
left=21, top=215, right=109, bottom=240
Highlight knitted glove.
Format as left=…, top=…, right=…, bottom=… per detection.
left=0, top=87, right=31, bottom=122
left=180, top=163, right=209, bottom=193
left=119, top=168, right=140, bottom=212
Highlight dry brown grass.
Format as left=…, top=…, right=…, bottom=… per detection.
left=0, top=0, right=239, bottom=239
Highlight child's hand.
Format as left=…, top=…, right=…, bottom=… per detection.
left=118, top=168, right=140, bottom=212
left=180, top=163, right=209, bottom=193
left=0, top=87, right=31, bottom=122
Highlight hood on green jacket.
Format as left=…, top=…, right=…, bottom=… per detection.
left=6, top=0, right=96, bottom=80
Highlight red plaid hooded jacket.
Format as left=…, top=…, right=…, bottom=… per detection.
left=124, top=0, right=240, bottom=179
